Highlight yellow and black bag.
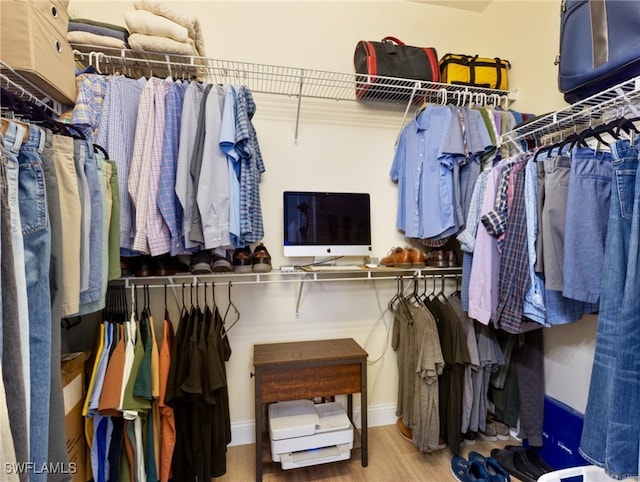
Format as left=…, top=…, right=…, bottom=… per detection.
left=439, top=53, right=510, bottom=90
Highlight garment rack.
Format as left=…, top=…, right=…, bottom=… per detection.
left=503, top=75, right=640, bottom=149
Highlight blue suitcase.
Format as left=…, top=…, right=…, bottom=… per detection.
left=558, top=0, right=640, bottom=103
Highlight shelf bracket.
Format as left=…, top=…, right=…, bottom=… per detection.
left=294, top=70, right=305, bottom=143
left=295, top=280, right=305, bottom=318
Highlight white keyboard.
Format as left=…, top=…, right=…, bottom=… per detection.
left=301, top=265, right=362, bottom=272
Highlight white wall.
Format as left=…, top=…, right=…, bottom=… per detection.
left=67, top=0, right=594, bottom=443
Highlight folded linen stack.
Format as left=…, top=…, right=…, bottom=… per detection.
left=124, top=0, right=207, bottom=58
left=68, top=18, right=130, bottom=49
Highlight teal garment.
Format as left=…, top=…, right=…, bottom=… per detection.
left=143, top=413, right=158, bottom=482
left=133, top=315, right=153, bottom=400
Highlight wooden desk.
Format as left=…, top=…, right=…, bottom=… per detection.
left=252, top=338, right=368, bottom=480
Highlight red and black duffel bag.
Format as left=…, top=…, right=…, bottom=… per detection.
left=354, top=36, right=439, bottom=101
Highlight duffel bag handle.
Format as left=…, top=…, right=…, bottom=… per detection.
left=382, top=36, right=406, bottom=45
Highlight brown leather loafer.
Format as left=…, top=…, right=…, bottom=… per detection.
left=381, top=247, right=412, bottom=268
left=407, top=247, right=425, bottom=267
left=425, top=250, right=447, bottom=268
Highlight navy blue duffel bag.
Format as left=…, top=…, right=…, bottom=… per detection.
left=558, top=0, right=640, bottom=103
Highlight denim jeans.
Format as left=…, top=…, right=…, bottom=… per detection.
left=78, top=141, right=104, bottom=313
left=2, top=122, right=32, bottom=444
left=604, top=139, right=640, bottom=479
left=18, top=126, right=52, bottom=482
left=580, top=138, right=640, bottom=477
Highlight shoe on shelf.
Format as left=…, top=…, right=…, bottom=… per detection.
left=468, top=451, right=511, bottom=482
left=479, top=421, right=498, bottom=442
left=120, top=256, right=140, bottom=277
left=451, top=455, right=491, bottom=482
left=212, top=250, right=233, bottom=273
left=190, top=249, right=213, bottom=275
left=407, top=247, right=426, bottom=267
left=252, top=242, right=272, bottom=273
left=447, top=250, right=459, bottom=267
left=381, top=247, right=412, bottom=268
left=425, top=249, right=448, bottom=268
left=232, top=246, right=253, bottom=273
left=153, top=254, right=189, bottom=276
left=134, top=255, right=153, bottom=277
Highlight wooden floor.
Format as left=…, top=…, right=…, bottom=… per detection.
left=217, top=424, right=522, bottom=481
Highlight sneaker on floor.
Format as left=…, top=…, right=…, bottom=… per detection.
left=451, top=455, right=491, bottom=482
left=212, top=251, right=233, bottom=273
left=479, top=421, right=498, bottom=442
left=252, top=242, right=272, bottom=273
left=495, top=421, right=510, bottom=440
left=463, top=430, right=478, bottom=445
left=190, top=249, right=213, bottom=275
left=468, top=451, right=511, bottom=482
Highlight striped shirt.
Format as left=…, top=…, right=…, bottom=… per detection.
left=157, top=79, right=187, bottom=256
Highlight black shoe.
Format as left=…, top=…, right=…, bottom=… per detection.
left=120, top=256, right=140, bottom=277
left=134, top=255, right=153, bottom=277
left=232, top=246, right=253, bottom=273
left=153, top=254, right=189, bottom=276
left=190, top=249, right=213, bottom=275
left=252, top=242, right=272, bottom=273
left=212, top=250, right=233, bottom=273
left=490, top=447, right=548, bottom=482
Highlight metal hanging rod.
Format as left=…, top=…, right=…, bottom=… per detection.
left=115, top=267, right=462, bottom=288
left=0, top=61, right=63, bottom=116
left=503, top=75, right=640, bottom=148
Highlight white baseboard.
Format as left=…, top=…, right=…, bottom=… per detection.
left=228, top=402, right=397, bottom=447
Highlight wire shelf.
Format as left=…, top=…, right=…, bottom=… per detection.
left=0, top=61, right=63, bottom=116
left=70, top=44, right=515, bottom=107
left=504, top=76, right=640, bottom=146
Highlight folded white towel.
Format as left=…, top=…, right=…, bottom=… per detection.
left=128, top=32, right=197, bottom=57
left=133, top=0, right=206, bottom=57
left=124, top=10, right=189, bottom=43
left=67, top=30, right=127, bottom=49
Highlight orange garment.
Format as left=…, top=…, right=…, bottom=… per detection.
left=158, top=317, right=175, bottom=482
left=98, top=324, right=126, bottom=417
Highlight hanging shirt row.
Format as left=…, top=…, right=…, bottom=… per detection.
left=60, top=72, right=266, bottom=259
left=390, top=103, right=535, bottom=248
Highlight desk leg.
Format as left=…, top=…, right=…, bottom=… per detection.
left=254, top=370, right=263, bottom=481
left=361, top=359, right=368, bottom=467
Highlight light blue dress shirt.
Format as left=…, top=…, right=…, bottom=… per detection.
left=390, top=105, right=465, bottom=239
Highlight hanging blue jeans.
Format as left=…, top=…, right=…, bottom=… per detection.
left=18, top=126, right=51, bottom=482
left=604, top=138, right=640, bottom=479
left=2, top=122, right=31, bottom=451
left=580, top=138, right=640, bottom=478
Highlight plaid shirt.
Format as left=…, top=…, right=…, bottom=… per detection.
left=495, top=155, right=531, bottom=334
left=480, top=164, right=511, bottom=244
left=234, top=86, right=265, bottom=243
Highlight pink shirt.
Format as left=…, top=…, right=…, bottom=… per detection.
left=468, top=162, right=506, bottom=325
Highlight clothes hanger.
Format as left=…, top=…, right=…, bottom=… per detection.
left=388, top=276, right=403, bottom=312
left=223, top=282, right=240, bottom=335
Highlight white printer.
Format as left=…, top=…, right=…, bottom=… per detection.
left=268, top=399, right=354, bottom=470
